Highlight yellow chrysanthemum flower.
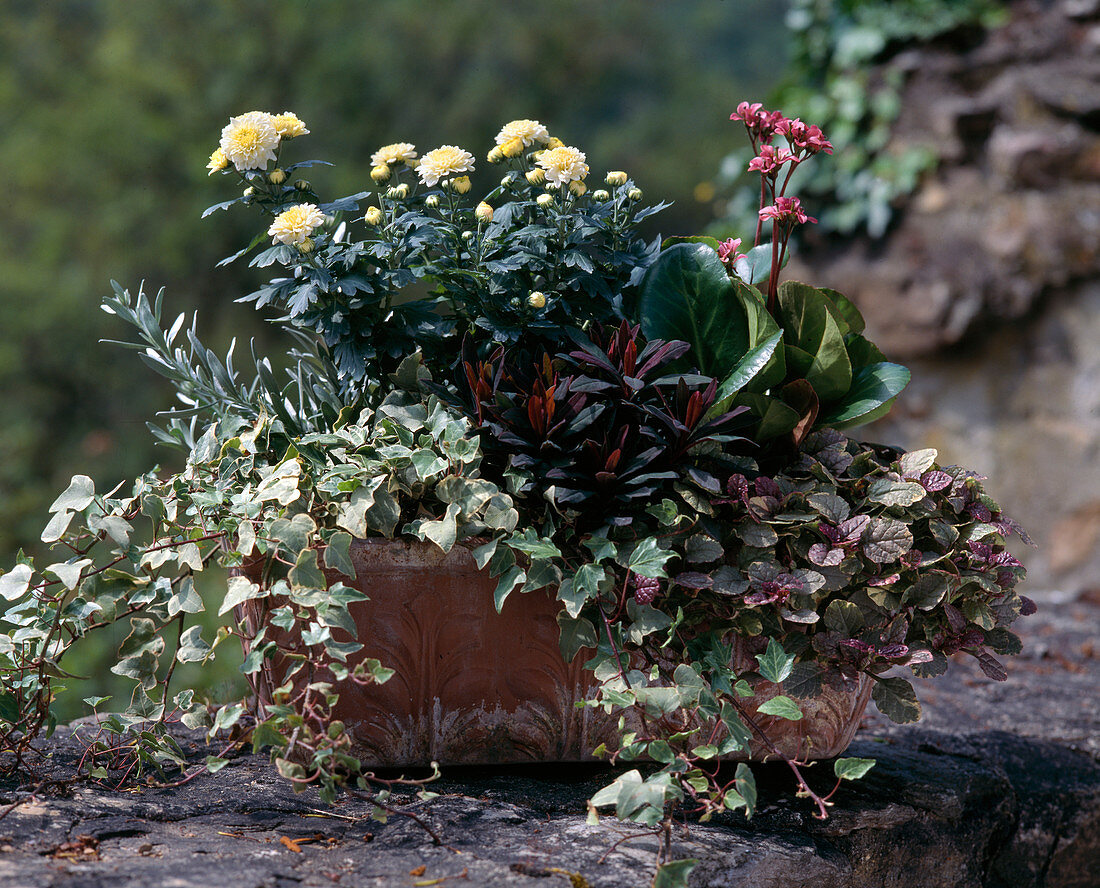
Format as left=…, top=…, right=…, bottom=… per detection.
left=525, top=168, right=545, bottom=185
left=364, top=206, right=384, bottom=226
left=494, top=119, right=550, bottom=148
left=272, top=112, right=309, bottom=139
left=416, top=145, right=475, bottom=187
left=219, top=111, right=279, bottom=171
left=207, top=148, right=228, bottom=175
left=371, top=142, right=418, bottom=167
left=268, top=203, right=326, bottom=246
left=452, top=176, right=472, bottom=194
left=536, top=146, right=589, bottom=188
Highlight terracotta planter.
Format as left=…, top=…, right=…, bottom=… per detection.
left=240, top=538, right=616, bottom=766
left=240, top=538, right=871, bottom=766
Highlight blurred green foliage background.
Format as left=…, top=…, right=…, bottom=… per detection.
left=2, top=0, right=787, bottom=717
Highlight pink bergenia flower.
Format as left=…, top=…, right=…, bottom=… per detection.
left=775, top=118, right=834, bottom=155
left=759, top=196, right=817, bottom=225
left=716, top=237, right=742, bottom=262
left=730, top=101, right=787, bottom=143
left=747, top=145, right=796, bottom=175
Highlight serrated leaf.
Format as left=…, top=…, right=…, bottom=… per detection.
left=899, top=449, right=937, bottom=478
left=824, top=599, right=866, bottom=636
left=807, top=492, right=850, bottom=523
left=863, top=517, right=913, bottom=564
left=866, top=479, right=927, bottom=507
left=871, top=676, right=922, bottom=724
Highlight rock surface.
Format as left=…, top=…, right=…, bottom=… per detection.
left=788, top=0, right=1100, bottom=593
left=1, top=593, right=1097, bottom=887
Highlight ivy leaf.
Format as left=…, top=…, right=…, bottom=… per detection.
left=834, top=757, right=876, bottom=781
left=0, top=564, right=33, bottom=601
left=176, top=626, right=212, bottom=663
left=269, top=513, right=317, bottom=557
left=871, top=676, right=922, bottom=724
left=323, top=532, right=356, bottom=579
left=49, top=475, right=96, bottom=514
left=621, top=537, right=674, bottom=579
left=493, top=566, right=526, bottom=612
left=218, top=576, right=267, bottom=616
left=756, top=695, right=803, bottom=721
left=754, top=638, right=794, bottom=684
left=556, top=612, right=597, bottom=662
left=289, top=549, right=326, bottom=591
left=46, top=559, right=92, bottom=592
left=653, top=859, right=699, bottom=888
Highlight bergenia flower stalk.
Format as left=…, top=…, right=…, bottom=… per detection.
left=731, top=101, right=829, bottom=309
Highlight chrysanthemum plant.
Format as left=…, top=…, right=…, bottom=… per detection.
left=0, top=105, right=1032, bottom=885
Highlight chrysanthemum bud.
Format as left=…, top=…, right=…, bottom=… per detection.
left=371, top=164, right=392, bottom=184
left=605, top=171, right=628, bottom=187
left=242, top=186, right=255, bottom=198
left=452, top=176, right=472, bottom=194
left=501, top=173, right=515, bottom=188
left=268, top=168, right=287, bottom=185
left=462, top=230, right=475, bottom=241
left=475, top=201, right=494, bottom=223
left=487, top=146, right=504, bottom=164
left=425, top=195, right=440, bottom=209
left=536, top=193, right=554, bottom=209
left=627, top=187, right=643, bottom=201
left=207, top=148, right=228, bottom=175
left=546, top=137, right=564, bottom=149
left=295, top=180, right=312, bottom=191
left=501, top=137, right=525, bottom=158
left=297, top=237, right=314, bottom=254
left=525, top=168, right=546, bottom=186
left=527, top=291, right=547, bottom=309
left=569, top=181, right=587, bottom=197
left=387, top=183, right=409, bottom=199
left=593, top=189, right=610, bottom=201
left=364, top=206, right=384, bottom=226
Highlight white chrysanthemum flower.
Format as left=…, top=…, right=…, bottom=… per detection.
left=268, top=203, right=326, bottom=246
left=219, top=111, right=280, bottom=170
left=371, top=142, right=418, bottom=167
left=272, top=111, right=309, bottom=139
left=536, top=146, right=589, bottom=188
left=494, top=119, right=550, bottom=148
left=416, top=145, right=475, bottom=187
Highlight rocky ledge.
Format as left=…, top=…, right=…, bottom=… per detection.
left=1, top=592, right=1097, bottom=888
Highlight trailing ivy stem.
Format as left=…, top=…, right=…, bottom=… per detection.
left=730, top=696, right=831, bottom=819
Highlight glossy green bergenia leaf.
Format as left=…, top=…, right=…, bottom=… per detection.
left=776, top=281, right=852, bottom=402
left=819, top=362, right=911, bottom=428
left=707, top=330, right=783, bottom=419
left=638, top=243, right=783, bottom=382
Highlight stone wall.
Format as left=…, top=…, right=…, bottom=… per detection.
left=790, top=0, right=1100, bottom=594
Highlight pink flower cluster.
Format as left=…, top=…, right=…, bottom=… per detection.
left=759, top=196, right=817, bottom=225
left=716, top=236, right=745, bottom=272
